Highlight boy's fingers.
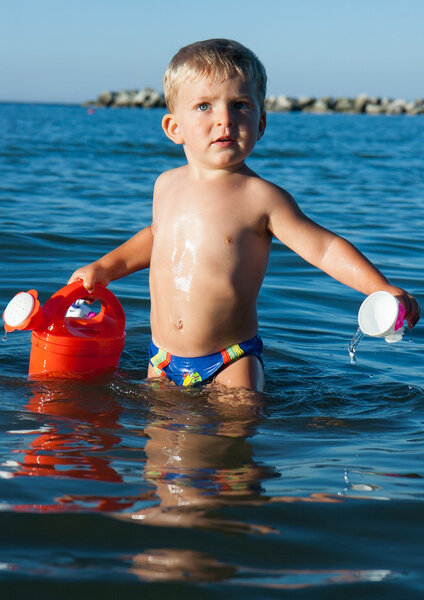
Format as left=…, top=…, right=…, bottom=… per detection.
left=407, top=297, right=421, bottom=329
left=68, top=273, right=94, bottom=294
left=398, top=294, right=421, bottom=329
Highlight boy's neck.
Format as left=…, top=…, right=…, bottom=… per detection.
left=186, top=160, right=255, bottom=181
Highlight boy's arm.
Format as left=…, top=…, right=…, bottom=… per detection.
left=267, top=188, right=420, bottom=328
left=68, top=225, right=153, bottom=293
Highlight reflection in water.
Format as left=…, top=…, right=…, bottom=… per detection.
left=128, top=548, right=391, bottom=588
left=118, top=381, right=278, bottom=583
left=121, top=380, right=279, bottom=533
left=9, top=379, right=148, bottom=511
left=128, top=549, right=237, bottom=582
left=9, top=378, right=277, bottom=522
left=120, top=382, right=386, bottom=586
left=5, top=377, right=392, bottom=587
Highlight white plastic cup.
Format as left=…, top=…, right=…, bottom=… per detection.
left=358, top=291, right=406, bottom=343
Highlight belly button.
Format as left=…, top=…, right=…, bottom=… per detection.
left=176, top=319, right=183, bottom=330
left=225, top=236, right=232, bottom=244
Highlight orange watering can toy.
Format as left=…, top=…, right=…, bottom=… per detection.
left=2, top=281, right=126, bottom=379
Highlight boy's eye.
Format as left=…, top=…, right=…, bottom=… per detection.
left=234, top=101, right=250, bottom=109
left=196, top=103, right=210, bottom=112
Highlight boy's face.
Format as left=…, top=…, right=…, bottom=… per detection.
left=162, top=75, right=266, bottom=172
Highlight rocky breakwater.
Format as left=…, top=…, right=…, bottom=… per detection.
left=85, top=88, right=424, bottom=115
left=84, top=87, right=166, bottom=108
left=265, top=93, right=424, bottom=115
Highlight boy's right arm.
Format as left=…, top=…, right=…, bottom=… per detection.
left=68, top=225, right=153, bottom=292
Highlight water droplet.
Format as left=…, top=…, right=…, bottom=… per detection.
left=2, top=331, right=7, bottom=343
left=348, top=326, right=364, bottom=364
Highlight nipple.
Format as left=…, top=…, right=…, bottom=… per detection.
left=176, top=319, right=184, bottom=330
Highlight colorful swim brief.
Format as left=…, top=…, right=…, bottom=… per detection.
left=148, top=335, right=263, bottom=386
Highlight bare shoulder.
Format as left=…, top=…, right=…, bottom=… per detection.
left=246, top=173, right=299, bottom=213
left=154, top=166, right=187, bottom=196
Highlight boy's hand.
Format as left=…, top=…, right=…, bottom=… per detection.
left=394, top=291, right=421, bottom=329
left=68, top=263, right=110, bottom=294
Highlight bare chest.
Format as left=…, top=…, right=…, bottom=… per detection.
left=153, top=194, right=269, bottom=268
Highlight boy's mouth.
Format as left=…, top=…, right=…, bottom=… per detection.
left=212, top=136, right=235, bottom=147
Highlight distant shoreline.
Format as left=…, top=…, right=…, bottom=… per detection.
left=83, top=88, right=424, bottom=116
left=2, top=91, right=424, bottom=116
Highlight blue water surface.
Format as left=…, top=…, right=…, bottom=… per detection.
left=0, top=103, right=424, bottom=599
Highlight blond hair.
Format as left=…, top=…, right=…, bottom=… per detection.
left=163, top=39, right=267, bottom=112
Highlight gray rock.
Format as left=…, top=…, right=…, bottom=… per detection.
left=133, top=88, right=149, bottom=106
left=407, top=100, right=424, bottom=115
left=126, top=90, right=140, bottom=107
left=334, top=96, right=355, bottom=112
left=275, top=95, right=295, bottom=111
left=298, top=95, right=316, bottom=110
left=321, top=96, right=336, bottom=109
left=133, top=87, right=163, bottom=107
left=386, top=99, right=407, bottom=115
left=144, top=89, right=164, bottom=108
left=365, top=103, right=385, bottom=115
left=308, top=98, right=331, bottom=113
left=264, top=95, right=276, bottom=111
left=97, top=90, right=115, bottom=106
left=114, top=90, right=131, bottom=107
left=354, top=93, right=369, bottom=113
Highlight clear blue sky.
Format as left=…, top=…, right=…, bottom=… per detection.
left=1, top=0, right=423, bottom=103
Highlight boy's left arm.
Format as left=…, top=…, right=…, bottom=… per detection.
left=267, top=187, right=420, bottom=328
left=314, top=233, right=420, bottom=329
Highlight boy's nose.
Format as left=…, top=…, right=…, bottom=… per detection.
left=216, top=105, right=234, bottom=127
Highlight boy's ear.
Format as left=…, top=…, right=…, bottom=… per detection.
left=162, top=113, right=184, bottom=144
left=257, top=111, right=267, bottom=141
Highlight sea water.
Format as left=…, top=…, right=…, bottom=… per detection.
left=0, top=103, right=424, bottom=599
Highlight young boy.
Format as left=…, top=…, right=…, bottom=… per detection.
left=69, top=39, right=420, bottom=391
